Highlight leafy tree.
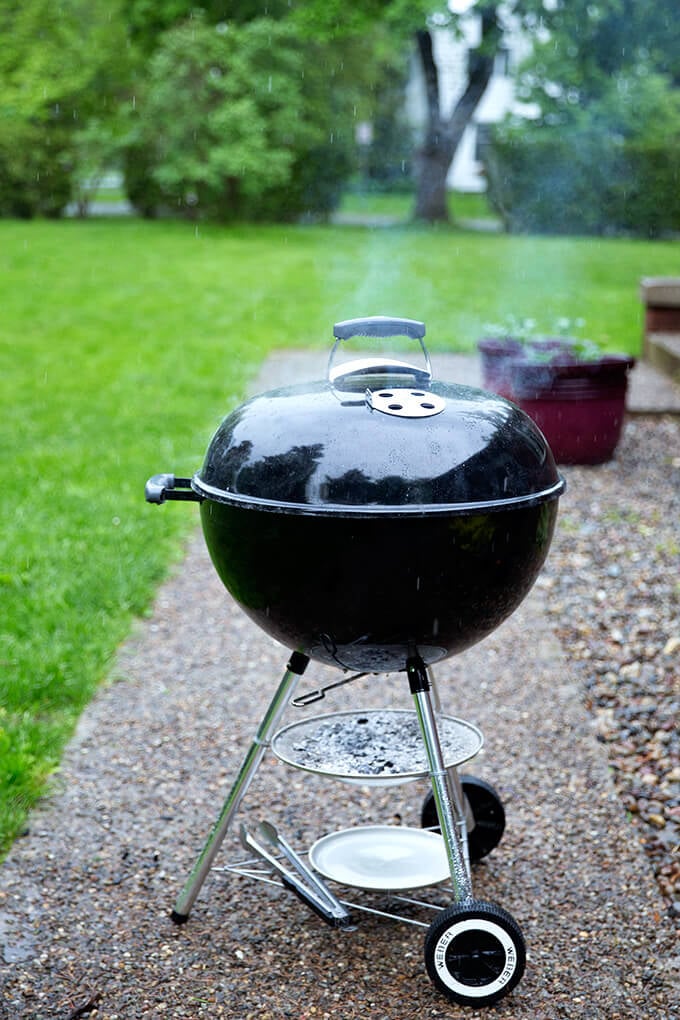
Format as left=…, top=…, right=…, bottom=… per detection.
left=124, top=14, right=357, bottom=220
left=290, top=0, right=506, bottom=221
left=417, top=0, right=680, bottom=227
left=485, top=0, right=680, bottom=236
left=0, top=0, right=131, bottom=216
left=120, top=0, right=296, bottom=54
left=411, top=4, right=501, bottom=220
left=513, top=0, right=680, bottom=118
left=121, top=0, right=507, bottom=223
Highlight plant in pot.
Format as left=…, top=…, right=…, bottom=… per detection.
left=477, top=319, right=636, bottom=464
left=478, top=316, right=582, bottom=399
left=477, top=315, right=536, bottom=398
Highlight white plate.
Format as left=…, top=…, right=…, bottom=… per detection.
left=308, top=825, right=450, bottom=891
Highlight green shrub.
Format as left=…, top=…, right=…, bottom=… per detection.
left=611, top=141, right=680, bottom=236
left=122, top=136, right=166, bottom=218
left=254, top=143, right=355, bottom=222
left=484, top=72, right=680, bottom=237
left=0, top=0, right=131, bottom=219
left=0, top=119, right=74, bottom=218
left=123, top=15, right=356, bottom=222
left=484, top=124, right=680, bottom=238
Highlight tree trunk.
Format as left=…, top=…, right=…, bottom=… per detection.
left=414, top=144, right=455, bottom=221
left=412, top=9, right=500, bottom=222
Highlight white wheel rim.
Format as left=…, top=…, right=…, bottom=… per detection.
left=433, top=917, right=518, bottom=999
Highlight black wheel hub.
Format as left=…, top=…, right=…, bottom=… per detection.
left=446, top=929, right=507, bottom=986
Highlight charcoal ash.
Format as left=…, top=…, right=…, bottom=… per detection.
left=274, top=711, right=482, bottom=778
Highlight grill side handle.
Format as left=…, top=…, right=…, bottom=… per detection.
left=145, top=474, right=203, bottom=504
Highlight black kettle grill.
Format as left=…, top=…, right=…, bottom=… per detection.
left=146, top=316, right=565, bottom=1007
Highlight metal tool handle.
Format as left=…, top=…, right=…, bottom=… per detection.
left=280, top=875, right=350, bottom=929
left=145, top=474, right=203, bottom=504
left=258, top=821, right=353, bottom=928
left=333, top=316, right=426, bottom=341
left=240, top=825, right=351, bottom=930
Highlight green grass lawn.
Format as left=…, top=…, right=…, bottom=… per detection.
left=339, top=188, right=497, bottom=223
left=1, top=215, right=677, bottom=853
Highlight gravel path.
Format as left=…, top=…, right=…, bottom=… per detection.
left=540, top=416, right=680, bottom=919
left=0, top=354, right=678, bottom=1019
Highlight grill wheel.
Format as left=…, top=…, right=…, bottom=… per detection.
left=424, top=899, right=526, bottom=1007
left=420, top=774, right=506, bottom=862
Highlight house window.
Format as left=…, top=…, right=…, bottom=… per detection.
left=494, top=47, right=510, bottom=76
left=474, top=123, right=492, bottom=162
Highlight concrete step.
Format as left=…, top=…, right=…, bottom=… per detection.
left=645, top=332, right=680, bottom=385
left=640, top=277, right=680, bottom=392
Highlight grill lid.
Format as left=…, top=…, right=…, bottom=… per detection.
left=193, top=317, right=564, bottom=516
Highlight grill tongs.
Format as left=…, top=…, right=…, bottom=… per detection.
left=239, top=822, right=354, bottom=930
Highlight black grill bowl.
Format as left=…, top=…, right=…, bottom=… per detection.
left=200, top=498, right=558, bottom=672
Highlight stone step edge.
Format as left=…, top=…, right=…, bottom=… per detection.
left=644, top=332, right=680, bottom=384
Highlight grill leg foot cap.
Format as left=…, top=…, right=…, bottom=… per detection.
left=170, top=910, right=189, bottom=926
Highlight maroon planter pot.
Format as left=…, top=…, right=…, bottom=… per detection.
left=509, top=355, right=635, bottom=465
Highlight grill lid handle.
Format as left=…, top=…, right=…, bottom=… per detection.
left=329, top=316, right=432, bottom=391
left=333, top=316, right=425, bottom=340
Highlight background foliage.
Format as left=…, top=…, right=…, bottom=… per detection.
left=488, top=0, right=680, bottom=236
left=0, top=0, right=420, bottom=222
left=124, top=15, right=350, bottom=221
left=0, top=0, right=130, bottom=217
left=485, top=72, right=680, bottom=236
left=2, top=0, right=680, bottom=233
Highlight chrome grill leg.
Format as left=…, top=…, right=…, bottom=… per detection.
left=171, top=652, right=308, bottom=921
left=407, top=656, right=473, bottom=903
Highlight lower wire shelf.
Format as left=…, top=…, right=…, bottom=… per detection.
left=215, top=853, right=456, bottom=930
